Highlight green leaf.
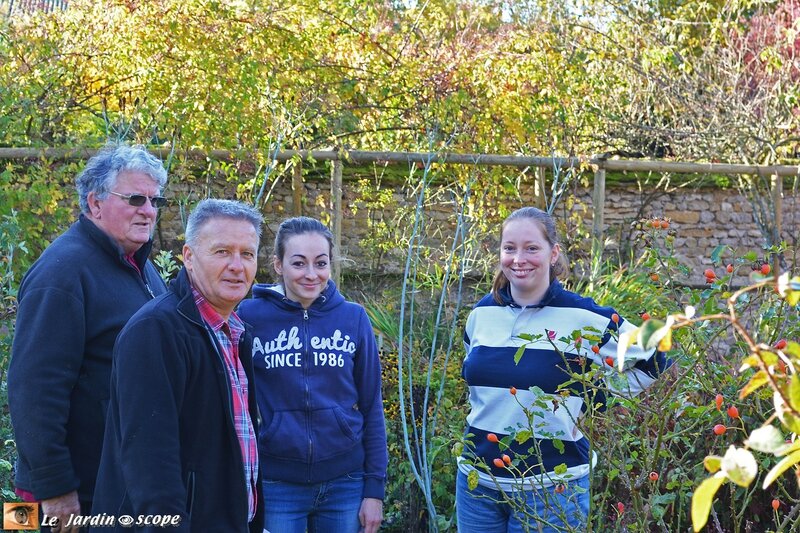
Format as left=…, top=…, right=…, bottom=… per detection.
left=763, top=449, right=800, bottom=489
left=554, top=463, right=568, bottom=475
left=743, top=251, right=758, bottom=262
left=518, top=333, right=534, bottom=341
left=692, top=473, right=726, bottom=532
left=790, top=375, right=800, bottom=412
left=710, top=244, right=728, bottom=264
left=514, top=346, right=525, bottom=365
left=515, top=430, right=532, bottom=444
left=552, top=439, right=565, bottom=454
left=638, top=318, right=666, bottom=350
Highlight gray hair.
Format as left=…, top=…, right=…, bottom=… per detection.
left=185, top=199, right=264, bottom=246
left=76, top=144, right=168, bottom=213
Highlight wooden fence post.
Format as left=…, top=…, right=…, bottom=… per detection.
left=592, top=167, right=606, bottom=260
left=771, top=173, right=782, bottom=271
left=331, top=158, right=343, bottom=286
left=533, top=167, right=547, bottom=209
left=292, top=160, right=303, bottom=216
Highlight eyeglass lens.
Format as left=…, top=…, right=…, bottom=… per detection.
left=124, top=194, right=167, bottom=208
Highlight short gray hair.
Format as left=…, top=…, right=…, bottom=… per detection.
left=185, top=199, right=264, bottom=246
left=76, top=144, right=168, bottom=213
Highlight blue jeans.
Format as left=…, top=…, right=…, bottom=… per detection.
left=262, top=472, right=363, bottom=533
left=456, top=470, right=590, bottom=533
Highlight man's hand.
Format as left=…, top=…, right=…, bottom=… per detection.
left=41, top=491, right=81, bottom=533
left=359, top=497, right=383, bottom=533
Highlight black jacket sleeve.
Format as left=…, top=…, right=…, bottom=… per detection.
left=9, top=285, right=85, bottom=499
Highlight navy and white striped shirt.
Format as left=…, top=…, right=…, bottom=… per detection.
left=459, top=281, right=670, bottom=490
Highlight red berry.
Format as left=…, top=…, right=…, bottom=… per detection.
left=706, top=276, right=715, bottom=284
left=611, top=313, right=620, bottom=324
left=649, top=471, right=659, bottom=482
left=727, top=406, right=740, bottom=419
left=641, top=312, right=651, bottom=321
left=493, top=458, right=505, bottom=468
left=660, top=220, right=670, bottom=229
left=772, top=498, right=780, bottom=511
left=510, top=386, right=517, bottom=395
left=605, top=356, right=614, bottom=366
left=502, top=454, right=511, bottom=465
left=650, top=273, right=660, bottom=282
left=704, top=268, right=716, bottom=279
left=651, top=219, right=660, bottom=228
left=715, top=393, right=723, bottom=411
left=616, top=502, right=625, bottom=514
left=761, top=263, right=771, bottom=275
left=554, top=483, right=566, bottom=494
left=726, top=264, right=734, bottom=273
left=591, top=345, right=600, bottom=354
left=775, top=339, right=788, bottom=350
left=713, top=424, right=727, bottom=436
left=487, top=433, right=499, bottom=443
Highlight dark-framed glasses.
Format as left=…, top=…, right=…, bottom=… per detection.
left=108, top=191, right=168, bottom=208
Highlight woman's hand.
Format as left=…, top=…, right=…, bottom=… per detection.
left=359, top=497, right=383, bottom=533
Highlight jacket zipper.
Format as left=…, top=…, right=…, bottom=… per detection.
left=303, top=308, right=312, bottom=483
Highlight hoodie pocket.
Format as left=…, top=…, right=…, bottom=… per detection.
left=260, top=407, right=364, bottom=462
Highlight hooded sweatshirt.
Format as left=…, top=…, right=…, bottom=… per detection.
left=237, top=281, right=388, bottom=500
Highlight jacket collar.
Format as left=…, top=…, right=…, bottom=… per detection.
left=497, top=279, right=564, bottom=308
left=78, top=214, right=154, bottom=271
left=172, top=268, right=205, bottom=326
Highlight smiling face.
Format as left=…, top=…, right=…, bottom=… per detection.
left=274, top=232, right=331, bottom=309
left=183, top=217, right=259, bottom=319
left=500, top=218, right=560, bottom=306
left=86, top=170, right=161, bottom=255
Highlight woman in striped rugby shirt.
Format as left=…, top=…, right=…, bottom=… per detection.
left=457, top=207, right=670, bottom=532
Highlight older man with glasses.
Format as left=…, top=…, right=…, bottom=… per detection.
left=8, top=144, right=169, bottom=532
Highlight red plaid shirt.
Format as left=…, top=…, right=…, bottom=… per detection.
left=193, top=288, right=258, bottom=521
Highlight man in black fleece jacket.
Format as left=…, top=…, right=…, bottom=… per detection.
left=8, top=145, right=168, bottom=531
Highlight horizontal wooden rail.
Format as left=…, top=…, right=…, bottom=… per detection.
left=1, top=147, right=799, bottom=176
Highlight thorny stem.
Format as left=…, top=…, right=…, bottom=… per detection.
left=671, top=277, right=799, bottom=419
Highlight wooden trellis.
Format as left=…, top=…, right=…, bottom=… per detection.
left=2, top=147, right=798, bottom=284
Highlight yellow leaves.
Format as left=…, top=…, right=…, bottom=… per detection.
left=693, top=446, right=757, bottom=531
left=777, top=272, right=800, bottom=307
left=738, top=370, right=769, bottom=399
left=467, top=469, right=479, bottom=490
left=692, top=473, right=726, bottom=532
left=703, top=455, right=722, bottom=473
left=762, top=450, right=800, bottom=489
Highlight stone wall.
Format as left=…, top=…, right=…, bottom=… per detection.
left=154, top=171, right=798, bottom=285
left=574, top=185, right=797, bottom=284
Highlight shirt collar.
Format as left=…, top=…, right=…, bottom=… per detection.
left=191, top=286, right=244, bottom=335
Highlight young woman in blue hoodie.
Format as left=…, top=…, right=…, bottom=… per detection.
left=238, top=216, right=387, bottom=533
left=457, top=207, right=671, bottom=532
